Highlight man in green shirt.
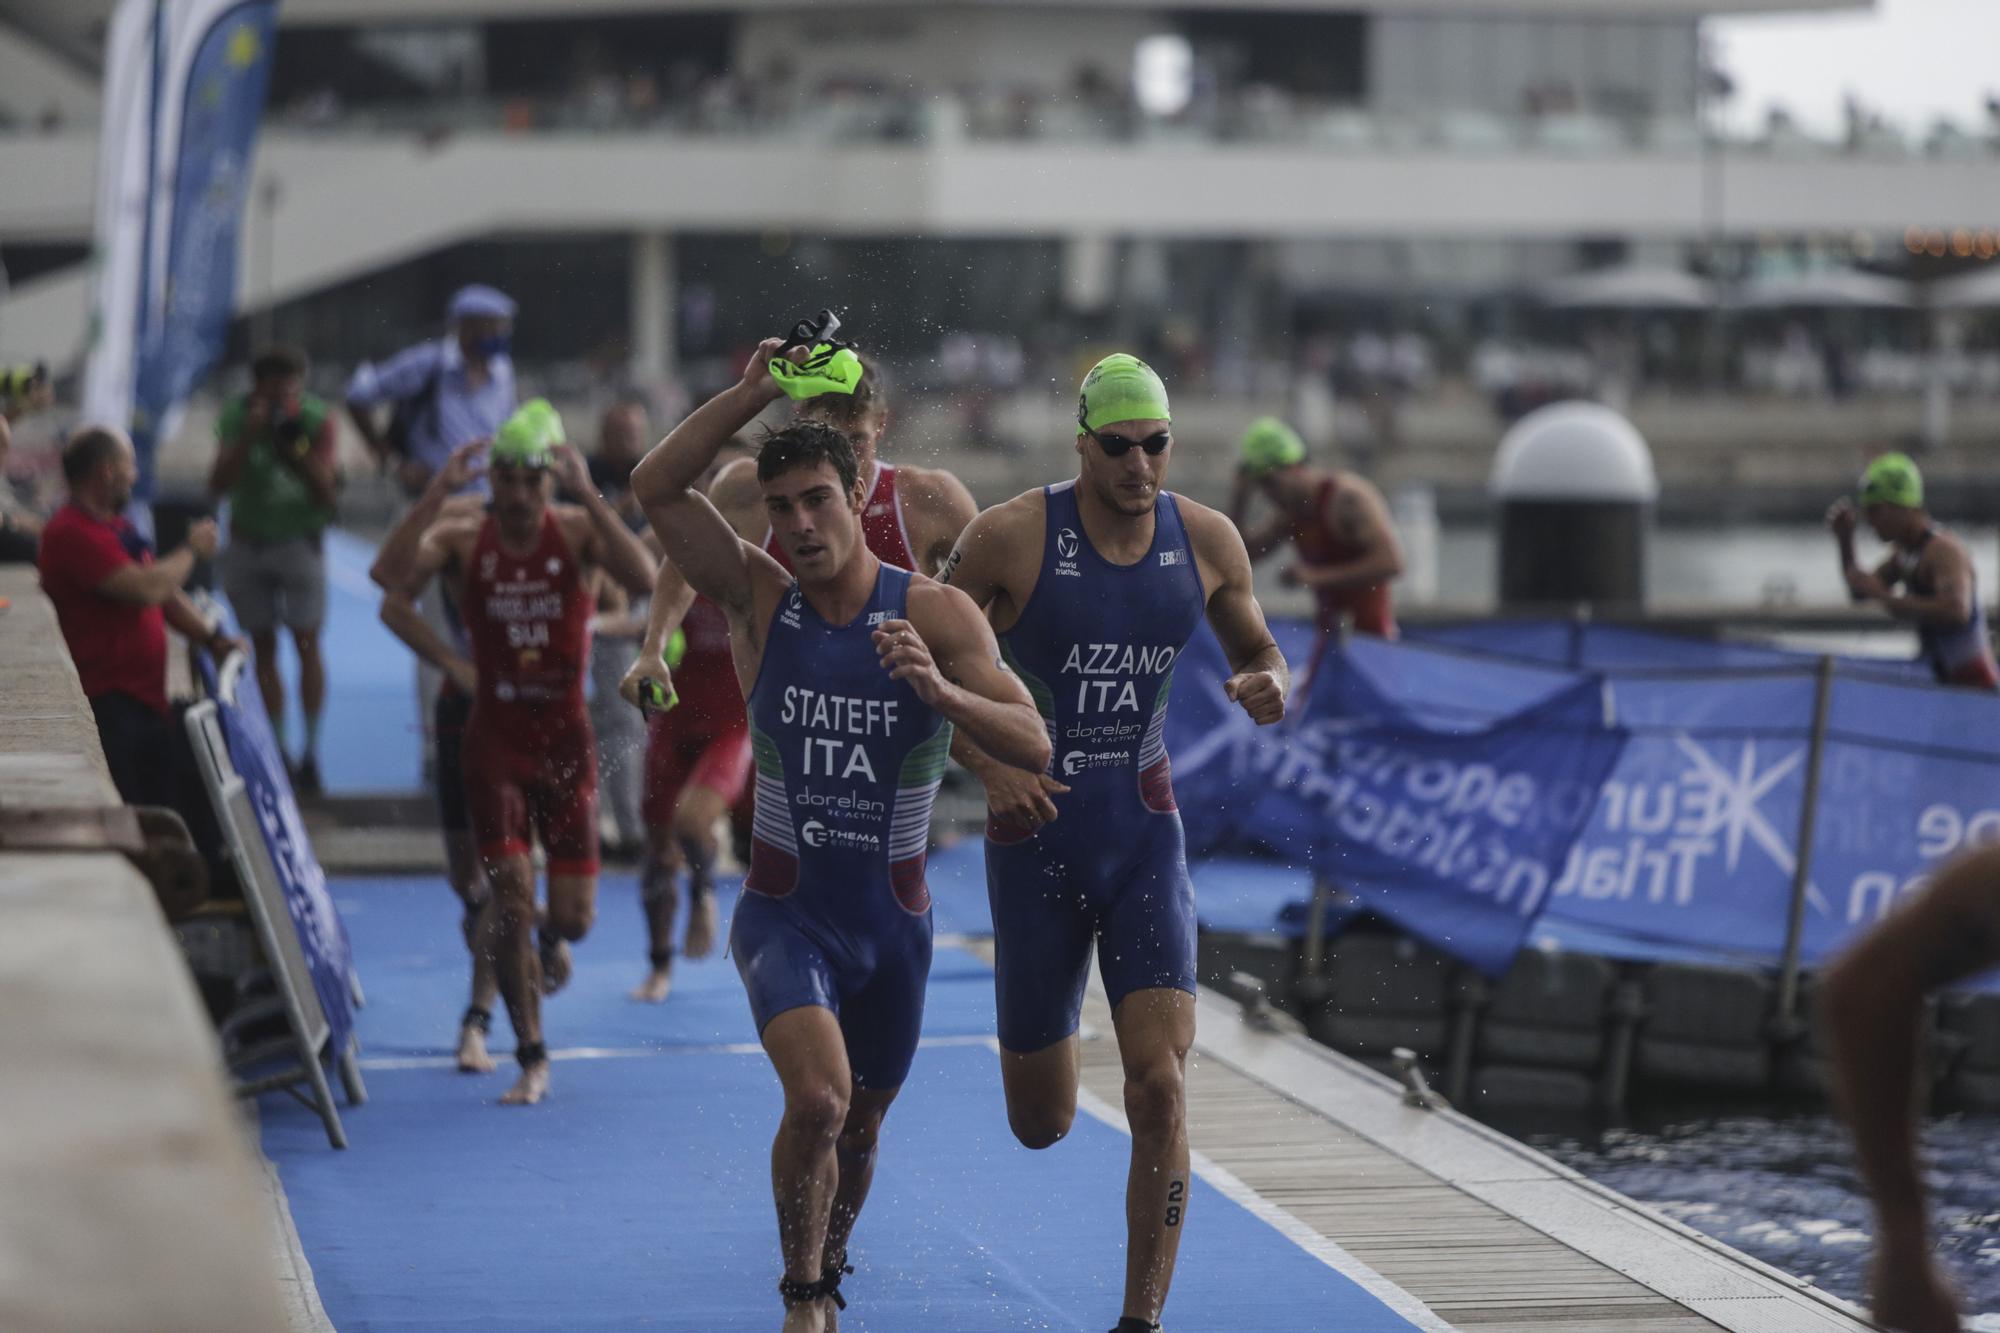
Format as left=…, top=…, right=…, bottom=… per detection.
left=209, top=347, right=341, bottom=791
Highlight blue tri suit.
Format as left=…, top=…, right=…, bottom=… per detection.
left=730, top=565, right=953, bottom=1090
left=986, top=480, right=1207, bottom=1053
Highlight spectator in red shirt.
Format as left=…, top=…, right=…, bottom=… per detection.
left=37, top=426, right=239, bottom=807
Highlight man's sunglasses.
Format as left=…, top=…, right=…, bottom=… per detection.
left=1080, top=423, right=1172, bottom=458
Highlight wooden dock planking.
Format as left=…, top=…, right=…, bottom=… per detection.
left=1014, top=945, right=1885, bottom=1333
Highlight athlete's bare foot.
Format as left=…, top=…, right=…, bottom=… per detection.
left=630, top=962, right=673, bottom=1003
left=538, top=933, right=573, bottom=996
left=499, top=1061, right=551, bottom=1105
left=456, top=1022, right=496, bottom=1073
left=685, top=894, right=719, bottom=959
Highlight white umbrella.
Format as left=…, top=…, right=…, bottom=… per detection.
left=1733, top=269, right=1913, bottom=310
left=1930, top=266, right=2000, bottom=310
left=1538, top=264, right=1716, bottom=311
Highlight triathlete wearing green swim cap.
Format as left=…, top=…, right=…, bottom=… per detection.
left=1859, top=451, right=1924, bottom=510
left=492, top=397, right=564, bottom=468
left=1239, top=416, right=1306, bottom=477
left=1829, top=455, right=1997, bottom=689
left=1227, top=418, right=1402, bottom=669
left=939, top=349, right=1290, bottom=1332
left=1077, top=353, right=1171, bottom=432
left=372, top=384, right=663, bottom=1105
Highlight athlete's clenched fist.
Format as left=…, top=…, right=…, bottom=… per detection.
left=1224, top=669, right=1286, bottom=726
left=873, top=617, right=944, bottom=706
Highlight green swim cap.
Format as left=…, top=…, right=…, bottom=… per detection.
left=1240, top=417, right=1306, bottom=476
left=1077, top=353, right=1171, bottom=433
left=771, top=344, right=864, bottom=401
left=1859, top=452, right=1923, bottom=509
left=492, top=398, right=564, bottom=468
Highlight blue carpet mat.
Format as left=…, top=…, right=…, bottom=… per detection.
left=267, top=874, right=1431, bottom=1331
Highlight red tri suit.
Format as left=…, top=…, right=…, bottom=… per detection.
left=1295, top=475, right=1397, bottom=640
left=459, top=510, right=600, bottom=874
left=643, top=592, right=753, bottom=824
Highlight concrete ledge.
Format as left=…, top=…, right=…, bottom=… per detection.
left=0, top=567, right=287, bottom=1332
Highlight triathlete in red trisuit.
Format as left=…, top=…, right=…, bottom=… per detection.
left=379, top=404, right=657, bottom=1104
left=1226, top=417, right=1402, bottom=675
left=617, top=350, right=975, bottom=1002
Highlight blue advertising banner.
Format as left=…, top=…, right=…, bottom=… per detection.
left=1169, top=622, right=2000, bottom=988
left=198, top=652, right=357, bottom=1056
left=85, top=0, right=280, bottom=495
left=1540, top=672, right=1820, bottom=959
left=1168, top=627, right=1628, bottom=974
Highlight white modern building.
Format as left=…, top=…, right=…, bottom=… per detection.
left=2, top=0, right=1992, bottom=379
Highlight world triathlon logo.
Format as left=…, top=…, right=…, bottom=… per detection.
left=1056, top=528, right=1079, bottom=560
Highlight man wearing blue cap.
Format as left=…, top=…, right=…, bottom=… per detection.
left=345, top=283, right=519, bottom=497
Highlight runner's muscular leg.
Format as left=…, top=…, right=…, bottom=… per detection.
left=544, top=871, right=598, bottom=942
left=633, top=826, right=683, bottom=1001
left=483, top=852, right=548, bottom=1104
left=674, top=781, right=731, bottom=958
left=999, top=1036, right=1081, bottom=1149
left=763, top=1006, right=853, bottom=1333
left=824, top=1083, right=899, bottom=1256
left=1111, top=986, right=1195, bottom=1325
left=447, top=830, right=500, bottom=1072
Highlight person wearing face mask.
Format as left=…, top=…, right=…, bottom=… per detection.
left=346, top=284, right=522, bottom=781
left=345, top=284, right=519, bottom=498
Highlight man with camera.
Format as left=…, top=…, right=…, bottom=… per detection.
left=209, top=348, right=341, bottom=791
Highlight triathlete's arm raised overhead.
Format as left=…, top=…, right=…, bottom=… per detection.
left=631, top=338, right=796, bottom=622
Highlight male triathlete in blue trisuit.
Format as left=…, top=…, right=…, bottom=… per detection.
left=942, top=354, right=1289, bottom=1333
left=632, top=336, right=1049, bottom=1333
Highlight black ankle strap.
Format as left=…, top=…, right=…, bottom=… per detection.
left=778, top=1260, right=851, bottom=1312
left=516, top=1040, right=548, bottom=1069
left=649, top=949, right=674, bottom=968
left=822, top=1255, right=853, bottom=1310
left=461, top=1005, right=492, bottom=1035
left=1112, top=1319, right=1162, bottom=1333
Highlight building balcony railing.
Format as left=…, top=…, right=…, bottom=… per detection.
left=17, top=85, right=2000, bottom=162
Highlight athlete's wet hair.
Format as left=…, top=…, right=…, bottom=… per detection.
left=756, top=419, right=859, bottom=497
left=798, top=351, right=887, bottom=430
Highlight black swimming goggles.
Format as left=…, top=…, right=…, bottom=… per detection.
left=1079, top=421, right=1172, bottom=458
